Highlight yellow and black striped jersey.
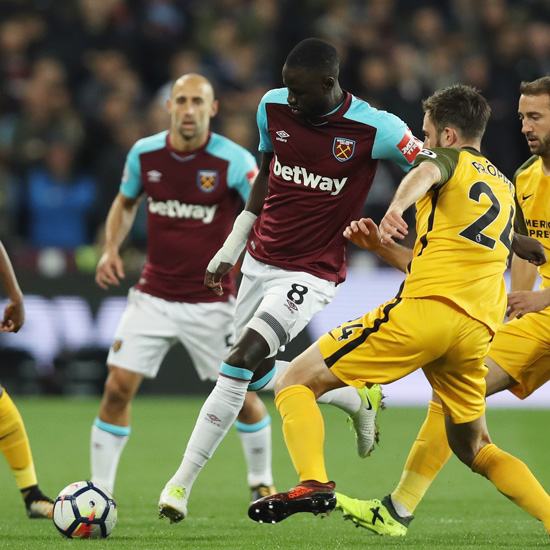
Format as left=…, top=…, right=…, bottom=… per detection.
left=402, top=147, right=515, bottom=333
left=513, top=155, right=550, bottom=290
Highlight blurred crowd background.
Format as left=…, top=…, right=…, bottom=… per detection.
left=1, top=0, right=549, bottom=392
left=1, top=0, right=549, bottom=268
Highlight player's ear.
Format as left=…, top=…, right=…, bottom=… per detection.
left=166, top=98, right=172, bottom=114
left=211, top=99, right=219, bottom=117
left=323, top=76, right=335, bottom=92
left=442, top=126, right=458, bottom=146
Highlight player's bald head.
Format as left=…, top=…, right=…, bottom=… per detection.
left=167, top=73, right=218, bottom=149
left=171, top=73, right=215, bottom=102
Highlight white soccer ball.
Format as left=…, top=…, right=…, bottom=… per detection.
left=53, top=481, right=117, bottom=539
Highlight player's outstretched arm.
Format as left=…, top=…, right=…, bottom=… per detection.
left=344, top=218, right=412, bottom=273
left=204, top=153, right=272, bottom=296
left=96, top=192, right=141, bottom=290
left=380, top=162, right=441, bottom=244
left=0, top=241, right=24, bottom=332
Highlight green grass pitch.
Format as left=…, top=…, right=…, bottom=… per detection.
left=1, top=396, right=549, bottom=549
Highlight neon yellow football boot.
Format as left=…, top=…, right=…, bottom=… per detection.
left=335, top=493, right=411, bottom=536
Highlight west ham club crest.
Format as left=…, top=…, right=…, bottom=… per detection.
left=197, top=170, right=219, bottom=192
left=333, top=138, right=356, bottom=162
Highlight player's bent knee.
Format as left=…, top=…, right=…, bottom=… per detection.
left=242, top=391, right=263, bottom=408
left=274, top=344, right=330, bottom=396
left=103, top=367, right=141, bottom=406
left=448, top=432, right=491, bottom=468
left=225, top=329, right=271, bottom=371
left=238, top=392, right=267, bottom=421
left=445, top=414, right=492, bottom=468
left=449, top=444, right=477, bottom=468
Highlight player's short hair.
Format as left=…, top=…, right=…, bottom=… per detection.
left=285, top=38, right=339, bottom=75
left=422, top=84, right=491, bottom=141
left=520, top=77, right=550, bottom=98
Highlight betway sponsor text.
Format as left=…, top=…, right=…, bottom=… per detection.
left=272, top=156, right=347, bottom=196
left=147, top=198, right=217, bottom=223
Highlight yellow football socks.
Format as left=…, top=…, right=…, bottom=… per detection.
left=472, top=443, right=550, bottom=533
left=275, top=385, right=328, bottom=483
left=392, top=401, right=452, bottom=514
left=0, top=389, right=37, bottom=490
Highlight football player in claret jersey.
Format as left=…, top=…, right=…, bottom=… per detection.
left=158, top=38, right=422, bottom=522
left=248, top=84, right=550, bottom=537
left=334, top=77, right=550, bottom=537
left=91, top=74, right=278, bottom=503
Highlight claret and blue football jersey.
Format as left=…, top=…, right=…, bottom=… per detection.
left=119, top=130, right=258, bottom=302
left=249, top=88, right=422, bottom=283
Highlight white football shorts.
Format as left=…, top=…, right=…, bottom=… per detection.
left=235, top=253, right=340, bottom=357
left=106, top=288, right=235, bottom=380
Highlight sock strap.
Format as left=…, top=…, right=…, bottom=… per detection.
left=235, top=414, right=271, bottom=433
left=220, top=362, right=254, bottom=381
left=94, top=418, right=131, bottom=437
left=248, top=366, right=276, bottom=391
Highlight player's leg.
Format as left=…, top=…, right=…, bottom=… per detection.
left=159, top=331, right=272, bottom=523
left=391, top=396, right=449, bottom=512
left=329, top=299, right=474, bottom=535
left=236, top=392, right=276, bottom=500
left=0, top=386, right=53, bottom=518
left=159, top=255, right=338, bottom=522
left=176, top=299, right=276, bottom=501
left=357, top=316, right=542, bottom=534
left=436, top=314, right=550, bottom=534
left=250, top=298, right=437, bottom=524
left=249, top=342, right=343, bottom=524
left=446, top=413, right=550, bottom=533
left=187, top=255, right=277, bottom=471
left=251, top=271, right=384, bottom=460
left=485, top=311, right=550, bottom=401
left=333, top=394, right=448, bottom=536
left=159, top=259, right=272, bottom=523
left=275, top=342, right=346, bottom=482
left=388, top=358, right=516, bottom=525
left=91, top=366, right=143, bottom=495
left=484, top=357, right=520, bottom=396
left=388, top=318, right=542, bottom=518
left=261, top=359, right=383, bottom=458
left=92, top=289, right=174, bottom=495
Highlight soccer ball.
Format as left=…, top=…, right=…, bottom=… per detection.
left=53, top=481, right=117, bottom=539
